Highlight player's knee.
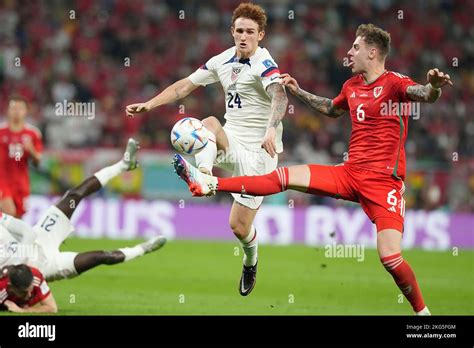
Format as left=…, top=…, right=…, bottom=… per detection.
left=377, top=229, right=402, bottom=259
left=377, top=243, right=401, bottom=260
left=229, top=219, right=251, bottom=239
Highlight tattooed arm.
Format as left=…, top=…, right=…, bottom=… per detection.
left=407, top=68, right=453, bottom=103
left=261, top=82, right=288, bottom=157
left=294, top=88, right=346, bottom=118
left=406, top=84, right=442, bottom=103
left=267, top=83, right=289, bottom=128
left=280, top=73, right=345, bottom=118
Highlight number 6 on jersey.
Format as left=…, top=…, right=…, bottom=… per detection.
left=356, top=103, right=365, bottom=121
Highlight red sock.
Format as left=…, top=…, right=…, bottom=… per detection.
left=381, top=253, right=426, bottom=312
left=217, top=168, right=289, bottom=195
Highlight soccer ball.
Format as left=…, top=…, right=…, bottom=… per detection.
left=170, top=117, right=209, bottom=155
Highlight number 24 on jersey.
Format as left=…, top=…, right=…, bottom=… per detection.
left=227, top=92, right=242, bottom=109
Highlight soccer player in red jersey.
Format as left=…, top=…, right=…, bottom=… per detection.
left=173, top=24, right=453, bottom=315
left=0, top=264, right=57, bottom=313
left=0, top=96, right=43, bottom=218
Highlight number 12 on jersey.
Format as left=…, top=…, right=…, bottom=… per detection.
left=227, top=92, right=242, bottom=109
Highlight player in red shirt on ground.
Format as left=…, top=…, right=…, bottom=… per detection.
left=0, top=264, right=57, bottom=313
left=173, top=24, right=453, bottom=315
left=0, top=96, right=43, bottom=218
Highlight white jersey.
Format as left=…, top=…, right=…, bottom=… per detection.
left=188, top=46, right=284, bottom=153
left=0, top=225, right=30, bottom=268
left=0, top=213, right=39, bottom=269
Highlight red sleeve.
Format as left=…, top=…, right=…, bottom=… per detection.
left=33, top=130, right=43, bottom=154
left=31, top=268, right=51, bottom=302
left=0, top=278, right=8, bottom=305
left=396, top=75, right=418, bottom=102
left=332, top=84, right=349, bottom=110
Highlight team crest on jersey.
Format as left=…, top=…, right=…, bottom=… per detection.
left=231, top=66, right=242, bottom=82
left=373, top=86, right=383, bottom=98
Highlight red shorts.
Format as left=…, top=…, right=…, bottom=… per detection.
left=0, top=184, right=28, bottom=217
left=306, top=163, right=405, bottom=232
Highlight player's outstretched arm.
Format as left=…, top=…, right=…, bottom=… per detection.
left=4, top=294, right=58, bottom=313
left=125, top=78, right=199, bottom=117
left=407, top=68, right=453, bottom=103
left=262, top=83, right=288, bottom=157
left=280, top=73, right=345, bottom=118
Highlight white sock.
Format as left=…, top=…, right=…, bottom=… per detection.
left=94, top=161, right=128, bottom=186
left=415, top=306, right=431, bottom=316
left=240, top=225, right=258, bottom=267
left=118, top=245, right=145, bottom=262
left=195, top=131, right=217, bottom=174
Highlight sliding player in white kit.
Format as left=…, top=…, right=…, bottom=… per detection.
left=126, top=3, right=288, bottom=295
left=0, top=139, right=166, bottom=282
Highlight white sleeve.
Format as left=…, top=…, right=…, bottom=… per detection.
left=257, top=55, right=282, bottom=91
left=0, top=213, right=36, bottom=244
left=188, top=56, right=219, bottom=86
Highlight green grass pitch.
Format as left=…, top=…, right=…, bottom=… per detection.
left=7, top=238, right=474, bottom=315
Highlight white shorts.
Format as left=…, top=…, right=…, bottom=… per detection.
left=30, top=205, right=78, bottom=281
left=216, top=128, right=278, bottom=210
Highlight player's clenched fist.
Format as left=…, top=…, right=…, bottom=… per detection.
left=125, top=102, right=151, bottom=118
left=427, top=68, right=453, bottom=89
left=279, top=73, right=300, bottom=95
left=261, top=127, right=277, bottom=158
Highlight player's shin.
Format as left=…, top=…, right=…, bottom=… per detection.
left=94, top=138, right=139, bottom=186
left=239, top=225, right=258, bottom=267
left=74, top=250, right=126, bottom=274
left=75, top=247, right=146, bottom=274
left=195, top=131, right=217, bottom=174
left=381, top=253, right=427, bottom=313
left=218, top=167, right=289, bottom=195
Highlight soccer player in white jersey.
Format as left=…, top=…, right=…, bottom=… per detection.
left=126, top=3, right=288, bottom=296
left=0, top=139, right=166, bottom=282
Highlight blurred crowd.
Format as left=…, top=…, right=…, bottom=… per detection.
left=0, top=0, right=473, bottom=211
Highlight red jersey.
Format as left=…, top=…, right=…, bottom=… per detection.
left=333, top=71, right=418, bottom=180
left=0, top=123, right=43, bottom=193
left=0, top=266, right=51, bottom=308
